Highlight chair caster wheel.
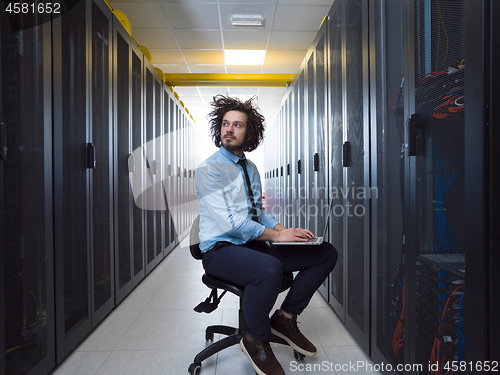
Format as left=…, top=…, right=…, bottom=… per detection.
left=205, top=331, right=214, bottom=341
left=294, top=350, right=305, bottom=361
left=188, top=362, right=202, bottom=375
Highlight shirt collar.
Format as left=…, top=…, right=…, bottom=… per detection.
left=220, top=145, right=246, bottom=164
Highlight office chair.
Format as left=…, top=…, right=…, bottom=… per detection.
left=188, top=215, right=304, bottom=375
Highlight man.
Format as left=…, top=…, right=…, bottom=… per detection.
left=195, top=95, right=337, bottom=375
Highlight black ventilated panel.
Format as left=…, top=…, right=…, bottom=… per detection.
left=316, top=34, right=327, bottom=234
left=163, top=92, right=171, bottom=249
left=60, top=3, right=89, bottom=334
left=307, top=52, right=316, bottom=233
left=145, top=69, right=155, bottom=265
left=155, top=80, right=162, bottom=257
left=116, top=32, right=131, bottom=289
left=374, top=0, right=406, bottom=366
left=345, top=0, right=364, bottom=332
left=132, top=51, right=143, bottom=276
left=92, top=2, right=112, bottom=312
left=298, top=72, right=305, bottom=228
left=329, top=6, right=344, bottom=307
left=413, top=0, right=465, bottom=371
left=169, top=98, right=176, bottom=243
left=1, top=15, right=50, bottom=372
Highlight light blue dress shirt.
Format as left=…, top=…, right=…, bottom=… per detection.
left=195, top=146, right=279, bottom=253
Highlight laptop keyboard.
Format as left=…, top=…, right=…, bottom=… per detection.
left=306, top=237, right=321, bottom=244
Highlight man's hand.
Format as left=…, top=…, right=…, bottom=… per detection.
left=256, top=226, right=315, bottom=242
left=276, top=227, right=315, bottom=242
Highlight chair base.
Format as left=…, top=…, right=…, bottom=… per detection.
left=188, top=323, right=304, bottom=374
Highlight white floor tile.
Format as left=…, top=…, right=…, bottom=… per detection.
left=50, top=351, right=111, bottom=375
left=52, top=239, right=379, bottom=375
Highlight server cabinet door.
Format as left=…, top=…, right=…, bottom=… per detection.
left=144, top=61, right=156, bottom=274
left=114, top=24, right=133, bottom=304
left=53, top=0, right=92, bottom=360
left=1, top=14, right=55, bottom=374
left=131, top=43, right=145, bottom=286
left=296, top=71, right=306, bottom=229
left=315, top=29, right=329, bottom=299
left=327, top=1, right=346, bottom=319
left=154, top=77, right=164, bottom=262
left=90, top=0, right=114, bottom=326
left=406, top=0, right=466, bottom=370
left=162, top=87, right=174, bottom=255
left=168, top=97, right=178, bottom=247
left=369, top=0, right=407, bottom=367
left=343, top=0, right=370, bottom=352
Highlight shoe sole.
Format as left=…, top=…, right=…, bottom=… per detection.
left=239, top=338, right=267, bottom=375
left=270, top=328, right=317, bottom=357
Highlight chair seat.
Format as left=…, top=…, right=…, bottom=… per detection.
left=202, top=273, right=244, bottom=298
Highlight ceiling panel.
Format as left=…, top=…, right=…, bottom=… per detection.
left=162, top=3, right=220, bottom=29
left=264, top=50, right=307, bottom=66
left=269, top=30, right=317, bottom=50
left=182, top=50, right=224, bottom=65
left=226, top=65, right=265, bottom=74
left=131, top=29, right=179, bottom=49
left=227, top=87, right=260, bottom=96
left=174, top=30, right=223, bottom=49
left=172, top=87, right=201, bottom=96
left=111, top=2, right=169, bottom=29
left=108, top=0, right=331, bottom=127
left=222, top=30, right=270, bottom=49
left=273, top=5, right=330, bottom=31
left=149, top=49, right=185, bottom=64
left=198, top=87, right=231, bottom=96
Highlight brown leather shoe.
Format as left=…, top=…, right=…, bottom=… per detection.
left=270, top=310, right=317, bottom=356
left=240, top=332, right=285, bottom=375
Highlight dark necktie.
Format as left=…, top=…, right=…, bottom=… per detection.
left=237, top=159, right=259, bottom=222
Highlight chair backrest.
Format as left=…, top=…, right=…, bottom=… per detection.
left=190, top=215, right=203, bottom=260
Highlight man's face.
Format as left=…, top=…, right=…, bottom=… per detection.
left=221, top=110, right=248, bottom=156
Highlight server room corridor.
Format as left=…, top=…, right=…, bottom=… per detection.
left=2, top=0, right=499, bottom=374
left=50, top=236, right=379, bottom=375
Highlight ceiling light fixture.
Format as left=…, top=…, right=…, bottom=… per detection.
left=231, top=15, right=264, bottom=26
left=224, top=50, right=266, bottom=66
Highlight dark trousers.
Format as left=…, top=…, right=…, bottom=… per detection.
left=201, top=240, right=338, bottom=341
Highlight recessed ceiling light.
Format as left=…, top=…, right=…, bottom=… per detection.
left=225, top=50, right=266, bottom=66
left=231, top=15, right=264, bottom=26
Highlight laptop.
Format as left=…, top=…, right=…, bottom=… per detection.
left=271, top=197, right=334, bottom=246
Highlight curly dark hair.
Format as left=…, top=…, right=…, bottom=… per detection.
left=207, top=94, right=265, bottom=152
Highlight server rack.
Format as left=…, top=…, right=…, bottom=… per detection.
left=89, top=0, right=115, bottom=329
left=1, top=9, right=55, bottom=374
left=52, top=0, right=92, bottom=361
left=2, top=0, right=198, bottom=372
left=266, top=0, right=499, bottom=372
left=326, top=0, right=346, bottom=322
left=113, top=20, right=134, bottom=304
left=53, top=0, right=115, bottom=361
left=154, top=71, right=164, bottom=262
left=369, top=0, right=407, bottom=369
left=144, top=58, right=156, bottom=274
left=130, top=38, right=146, bottom=286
